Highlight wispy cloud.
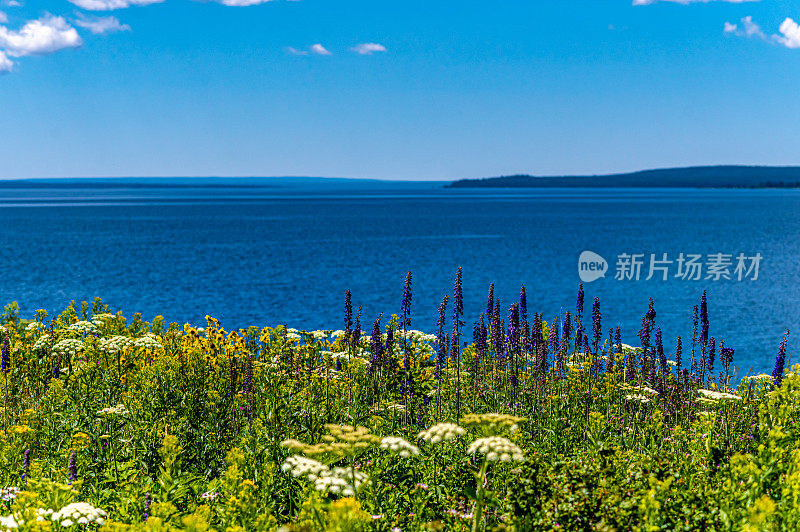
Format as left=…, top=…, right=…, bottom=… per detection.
left=723, top=16, right=766, bottom=40
left=0, top=14, right=82, bottom=57
left=725, top=16, right=800, bottom=49
left=634, top=0, right=758, bottom=5
left=0, top=49, right=12, bottom=72
left=216, top=0, right=276, bottom=6
left=775, top=17, right=800, bottom=48
left=74, top=13, right=130, bottom=34
left=350, top=42, right=386, bottom=55
left=5, top=1, right=22, bottom=7
left=0, top=11, right=7, bottom=24
left=310, top=43, right=331, bottom=55
left=286, top=44, right=332, bottom=56
left=68, top=0, right=162, bottom=11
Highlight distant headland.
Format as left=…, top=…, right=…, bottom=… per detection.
left=447, top=165, right=800, bottom=188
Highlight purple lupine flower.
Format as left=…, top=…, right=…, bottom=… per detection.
left=351, top=306, right=362, bottom=351
left=691, top=304, right=699, bottom=357
left=474, top=315, right=487, bottom=358
left=576, top=283, right=585, bottom=319
left=144, top=492, right=151, bottom=522
left=615, top=326, right=622, bottom=354
left=336, top=357, right=342, bottom=372
left=720, top=342, right=734, bottom=375
left=700, top=291, right=709, bottom=346
left=646, top=298, right=656, bottom=323
left=344, top=290, right=353, bottom=345
left=486, top=283, right=495, bottom=322
left=1, top=336, right=9, bottom=373
left=491, top=300, right=505, bottom=369
left=401, top=271, right=413, bottom=328
left=707, top=337, right=716, bottom=376
left=435, top=296, right=448, bottom=380
left=675, top=336, right=682, bottom=370
left=369, top=317, right=383, bottom=372
left=562, top=311, right=572, bottom=345
left=506, top=304, right=521, bottom=381
left=655, top=327, right=666, bottom=374
left=453, top=267, right=464, bottom=323
left=67, top=451, right=77, bottom=484
left=21, top=449, right=31, bottom=482
left=549, top=318, right=560, bottom=368
left=591, top=297, right=602, bottom=355
left=519, top=285, right=528, bottom=324
left=385, top=327, right=394, bottom=355
left=773, top=330, right=789, bottom=387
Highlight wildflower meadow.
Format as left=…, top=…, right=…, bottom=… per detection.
left=0, top=271, right=798, bottom=531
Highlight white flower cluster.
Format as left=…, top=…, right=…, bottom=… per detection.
left=625, top=394, right=651, bottom=404
left=310, top=330, right=329, bottom=340
left=32, top=334, right=52, bottom=352
left=97, top=404, right=129, bottom=417
left=281, top=456, right=367, bottom=497
left=53, top=339, right=83, bottom=357
left=0, top=487, right=19, bottom=502
left=286, top=332, right=301, bottom=340
left=25, top=322, right=43, bottom=332
left=134, top=335, right=163, bottom=351
left=68, top=321, right=99, bottom=335
left=698, top=389, right=741, bottom=402
left=418, top=423, right=467, bottom=444
left=380, top=436, right=420, bottom=458
left=743, top=374, right=772, bottom=382
left=91, top=313, right=115, bottom=326
left=399, top=330, right=437, bottom=343
left=281, top=455, right=329, bottom=482
left=99, top=335, right=135, bottom=354
left=0, top=508, right=53, bottom=530
left=51, top=502, right=107, bottom=527
left=467, top=436, right=525, bottom=463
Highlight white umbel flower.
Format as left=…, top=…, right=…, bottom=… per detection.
left=698, top=389, right=741, bottom=401
left=467, top=436, right=524, bottom=463
left=68, top=321, right=99, bottom=335
left=380, top=436, right=420, bottom=458
left=281, top=455, right=329, bottom=482
left=53, top=339, right=83, bottom=357
left=625, top=394, right=651, bottom=404
left=418, top=423, right=466, bottom=444
left=51, top=502, right=107, bottom=527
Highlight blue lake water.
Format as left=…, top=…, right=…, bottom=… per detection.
left=1, top=182, right=798, bottom=374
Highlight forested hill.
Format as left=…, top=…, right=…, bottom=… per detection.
left=447, top=166, right=800, bottom=188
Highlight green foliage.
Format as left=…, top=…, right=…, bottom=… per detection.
left=0, top=299, right=796, bottom=531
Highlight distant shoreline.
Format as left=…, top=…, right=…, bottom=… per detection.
left=447, top=165, right=800, bottom=189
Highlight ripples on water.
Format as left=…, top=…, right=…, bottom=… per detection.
left=1, top=182, right=798, bottom=373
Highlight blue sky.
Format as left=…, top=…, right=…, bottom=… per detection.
left=1, top=0, right=799, bottom=180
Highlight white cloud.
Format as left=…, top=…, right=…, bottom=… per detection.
left=350, top=42, right=386, bottom=55
left=74, top=14, right=130, bottom=34
left=0, top=11, right=7, bottom=23
left=286, top=46, right=307, bottom=55
left=725, top=16, right=800, bottom=49
left=634, top=0, right=758, bottom=4
left=0, top=15, right=82, bottom=57
left=724, top=15, right=766, bottom=39
left=68, top=0, right=162, bottom=11
left=5, top=1, right=22, bottom=7
left=0, top=50, right=12, bottom=72
left=310, top=43, right=330, bottom=55
left=775, top=17, right=800, bottom=49
left=216, top=0, right=276, bottom=6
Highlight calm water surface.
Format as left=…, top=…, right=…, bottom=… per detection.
left=1, top=183, right=798, bottom=374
